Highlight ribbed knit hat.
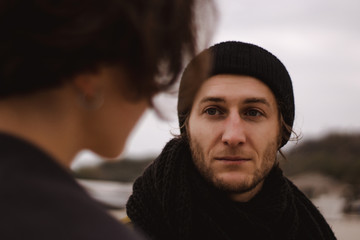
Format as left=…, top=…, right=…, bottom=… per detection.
left=178, top=41, right=295, bottom=147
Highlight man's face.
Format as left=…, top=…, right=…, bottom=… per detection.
left=188, top=74, right=280, bottom=201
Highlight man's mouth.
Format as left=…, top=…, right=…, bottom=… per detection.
left=214, top=156, right=251, bottom=161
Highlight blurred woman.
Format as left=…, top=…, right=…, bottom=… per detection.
left=0, top=0, right=212, bottom=239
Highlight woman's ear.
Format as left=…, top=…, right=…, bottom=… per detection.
left=72, top=72, right=105, bottom=110
left=73, top=71, right=104, bottom=96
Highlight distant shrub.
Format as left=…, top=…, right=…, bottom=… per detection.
left=73, top=157, right=155, bottom=182
left=282, top=132, right=360, bottom=187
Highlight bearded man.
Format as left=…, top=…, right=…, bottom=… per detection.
left=127, top=41, right=337, bottom=240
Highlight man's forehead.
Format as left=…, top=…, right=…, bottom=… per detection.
left=194, top=74, right=276, bottom=105
left=199, top=96, right=271, bottom=106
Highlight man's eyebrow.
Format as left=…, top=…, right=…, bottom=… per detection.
left=243, top=98, right=271, bottom=107
left=199, top=97, right=226, bottom=104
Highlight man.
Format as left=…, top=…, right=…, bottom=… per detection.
left=127, top=41, right=337, bottom=240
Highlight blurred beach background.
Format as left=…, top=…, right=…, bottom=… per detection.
left=71, top=0, right=360, bottom=239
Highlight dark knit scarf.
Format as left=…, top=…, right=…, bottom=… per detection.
left=127, top=138, right=336, bottom=240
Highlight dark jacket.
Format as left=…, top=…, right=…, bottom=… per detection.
left=0, top=133, right=144, bottom=240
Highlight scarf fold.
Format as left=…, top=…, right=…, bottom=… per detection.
left=127, top=138, right=336, bottom=240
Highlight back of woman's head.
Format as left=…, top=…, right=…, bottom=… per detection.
left=0, top=0, right=211, bottom=100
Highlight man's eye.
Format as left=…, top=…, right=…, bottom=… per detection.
left=205, top=108, right=221, bottom=116
left=245, top=109, right=262, bottom=117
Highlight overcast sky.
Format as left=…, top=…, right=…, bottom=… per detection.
left=72, top=0, right=360, bottom=168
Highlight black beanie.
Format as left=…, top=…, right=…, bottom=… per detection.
left=178, top=41, right=295, bottom=147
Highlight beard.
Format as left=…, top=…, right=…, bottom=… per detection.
left=189, top=138, right=278, bottom=195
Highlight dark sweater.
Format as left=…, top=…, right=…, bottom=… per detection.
left=0, top=133, right=144, bottom=240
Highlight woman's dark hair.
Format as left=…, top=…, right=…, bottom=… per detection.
left=0, top=0, right=212, bottom=100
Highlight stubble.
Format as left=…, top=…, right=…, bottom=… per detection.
left=189, top=138, right=278, bottom=195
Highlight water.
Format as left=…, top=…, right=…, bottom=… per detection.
left=79, top=179, right=360, bottom=239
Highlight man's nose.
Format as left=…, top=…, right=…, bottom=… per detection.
left=221, top=113, right=246, bottom=147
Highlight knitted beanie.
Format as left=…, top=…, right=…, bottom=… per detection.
left=178, top=41, right=295, bottom=147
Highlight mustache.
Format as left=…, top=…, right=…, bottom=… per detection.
left=213, top=148, right=253, bottom=158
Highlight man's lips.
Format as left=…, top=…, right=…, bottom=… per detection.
left=214, top=156, right=251, bottom=161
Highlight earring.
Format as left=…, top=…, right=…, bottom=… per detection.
left=78, top=91, right=104, bottom=110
